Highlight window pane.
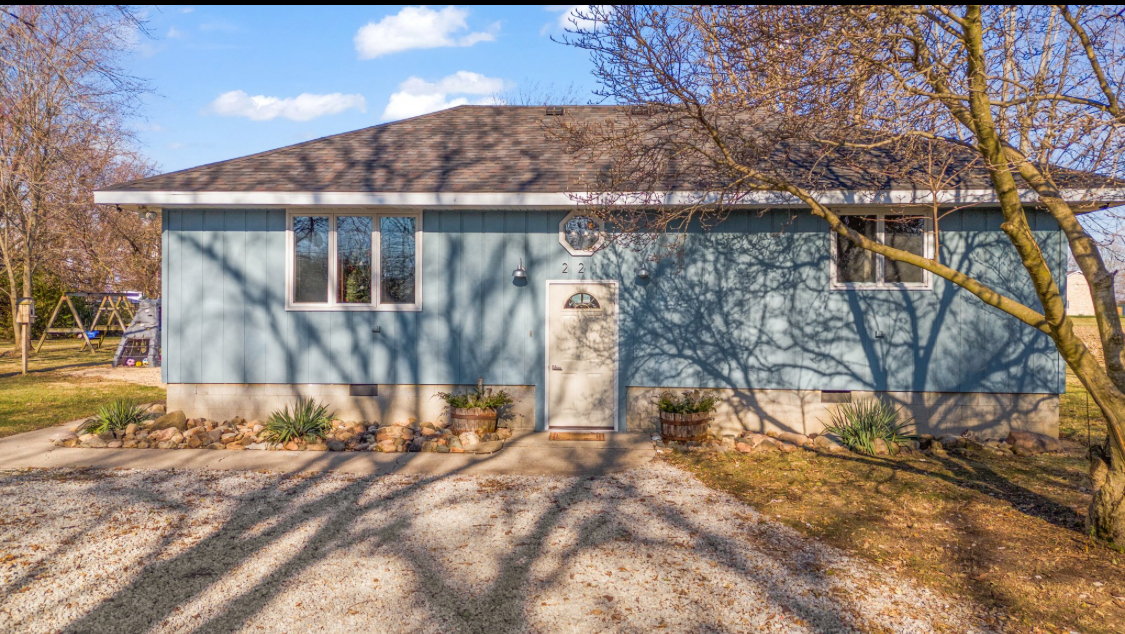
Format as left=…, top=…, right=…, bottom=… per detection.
left=337, top=216, right=372, bottom=303
left=885, top=216, right=926, bottom=284
left=380, top=216, right=416, bottom=304
left=563, top=215, right=601, bottom=251
left=836, top=215, right=877, bottom=284
left=293, top=216, right=329, bottom=303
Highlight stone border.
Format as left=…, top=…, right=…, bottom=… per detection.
left=47, top=404, right=511, bottom=455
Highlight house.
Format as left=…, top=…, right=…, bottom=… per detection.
left=1065, top=270, right=1097, bottom=316
left=95, top=105, right=1120, bottom=438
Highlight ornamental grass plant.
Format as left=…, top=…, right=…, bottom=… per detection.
left=263, top=398, right=334, bottom=444
left=78, top=399, right=147, bottom=434
left=822, top=398, right=913, bottom=455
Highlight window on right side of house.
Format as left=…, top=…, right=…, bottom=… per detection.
left=832, top=213, right=930, bottom=289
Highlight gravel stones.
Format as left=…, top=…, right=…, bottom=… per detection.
left=0, top=464, right=992, bottom=633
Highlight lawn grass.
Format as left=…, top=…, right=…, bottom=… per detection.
left=0, top=337, right=165, bottom=438
left=670, top=317, right=1125, bottom=634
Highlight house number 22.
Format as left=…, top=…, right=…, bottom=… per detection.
left=562, top=262, right=584, bottom=274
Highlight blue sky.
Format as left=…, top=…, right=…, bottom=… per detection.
left=126, top=5, right=599, bottom=174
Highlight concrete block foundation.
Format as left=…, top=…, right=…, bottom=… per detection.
left=168, top=384, right=536, bottom=430
left=626, top=387, right=1059, bottom=439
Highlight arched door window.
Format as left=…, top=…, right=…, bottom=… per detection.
left=564, top=293, right=600, bottom=309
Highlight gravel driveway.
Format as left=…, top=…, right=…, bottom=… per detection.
left=0, top=462, right=989, bottom=633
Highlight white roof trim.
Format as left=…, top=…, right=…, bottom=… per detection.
left=93, top=188, right=1125, bottom=208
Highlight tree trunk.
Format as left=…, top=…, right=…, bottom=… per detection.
left=1089, top=440, right=1125, bottom=543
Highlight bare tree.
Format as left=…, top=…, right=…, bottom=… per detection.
left=0, top=6, right=148, bottom=333
left=556, top=5, right=1125, bottom=543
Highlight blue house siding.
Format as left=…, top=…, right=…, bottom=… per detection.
left=162, top=207, right=1065, bottom=429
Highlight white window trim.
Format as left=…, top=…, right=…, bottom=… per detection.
left=829, top=211, right=934, bottom=291
left=286, top=208, right=422, bottom=311
left=559, top=209, right=605, bottom=256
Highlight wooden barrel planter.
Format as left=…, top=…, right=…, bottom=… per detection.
left=659, top=411, right=712, bottom=442
left=449, top=407, right=499, bottom=435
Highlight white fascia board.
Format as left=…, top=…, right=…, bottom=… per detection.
left=93, top=188, right=1125, bottom=208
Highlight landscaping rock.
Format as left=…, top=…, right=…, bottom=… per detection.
left=497, top=427, right=513, bottom=440
left=459, top=432, right=481, bottom=447
left=149, top=410, right=188, bottom=432
left=1006, top=430, right=1062, bottom=454
left=327, top=440, right=346, bottom=451
left=738, top=433, right=780, bottom=451
left=144, top=402, right=166, bottom=415
left=376, top=426, right=413, bottom=441
left=873, top=438, right=890, bottom=455
left=246, top=443, right=267, bottom=450
left=813, top=433, right=848, bottom=452
left=124, top=423, right=138, bottom=438
left=469, top=440, right=504, bottom=454
left=305, top=442, right=328, bottom=451
left=49, top=431, right=77, bottom=445
left=768, top=430, right=813, bottom=448
left=106, top=440, right=123, bottom=449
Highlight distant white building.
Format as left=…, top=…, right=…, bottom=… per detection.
left=1066, top=271, right=1097, bottom=316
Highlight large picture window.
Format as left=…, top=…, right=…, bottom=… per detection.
left=287, top=211, right=421, bottom=310
left=831, top=213, right=932, bottom=289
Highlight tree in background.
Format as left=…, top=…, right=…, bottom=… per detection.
left=0, top=6, right=153, bottom=337
left=557, top=5, right=1125, bottom=542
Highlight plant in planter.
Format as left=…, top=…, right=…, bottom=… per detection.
left=656, top=389, right=718, bottom=442
left=822, top=398, right=913, bottom=455
left=78, top=399, right=146, bottom=435
left=262, top=398, right=334, bottom=445
left=435, top=379, right=514, bottom=436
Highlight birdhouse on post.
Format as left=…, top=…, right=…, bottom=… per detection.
left=15, top=297, right=35, bottom=325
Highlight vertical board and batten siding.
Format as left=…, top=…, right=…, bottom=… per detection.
left=162, top=207, right=1066, bottom=429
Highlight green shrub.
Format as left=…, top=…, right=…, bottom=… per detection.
left=79, top=399, right=146, bottom=434
left=822, top=399, right=913, bottom=455
left=656, top=389, right=718, bottom=414
left=436, top=379, right=513, bottom=410
left=263, top=398, right=334, bottom=444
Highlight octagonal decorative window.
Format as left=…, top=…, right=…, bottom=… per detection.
left=559, top=210, right=604, bottom=255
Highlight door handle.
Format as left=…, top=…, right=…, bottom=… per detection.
left=551, top=365, right=562, bottom=371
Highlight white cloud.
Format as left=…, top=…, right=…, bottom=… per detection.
left=181, top=7, right=194, bottom=14
left=381, top=71, right=505, bottom=121
left=166, top=26, right=184, bottom=39
left=207, top=90, right=367, bottom=121
left=542, top=5, right=604, bottom=35
left=354, top=6, right=498, bottom=59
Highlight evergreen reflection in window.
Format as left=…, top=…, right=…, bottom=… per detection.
left=380, top=216, right=416, bottom=304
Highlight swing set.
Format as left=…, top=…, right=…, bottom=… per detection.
left=34, top=292, right=135, bottom=353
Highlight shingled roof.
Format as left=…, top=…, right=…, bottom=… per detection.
left=102, top=105, right=1120, bottom=198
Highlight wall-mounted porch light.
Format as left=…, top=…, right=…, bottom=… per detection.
left=513, top=258, right=527, bottom=280
left=636, top=263, right=651, bottom=280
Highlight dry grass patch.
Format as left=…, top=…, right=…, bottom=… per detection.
left=669, top=316, right=1125, bottom=633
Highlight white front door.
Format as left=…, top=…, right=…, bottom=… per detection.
left=547, top=282, right=617, bottom=429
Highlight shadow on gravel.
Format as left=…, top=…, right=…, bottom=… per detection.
left=1, top=450, right=901, bottom=634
